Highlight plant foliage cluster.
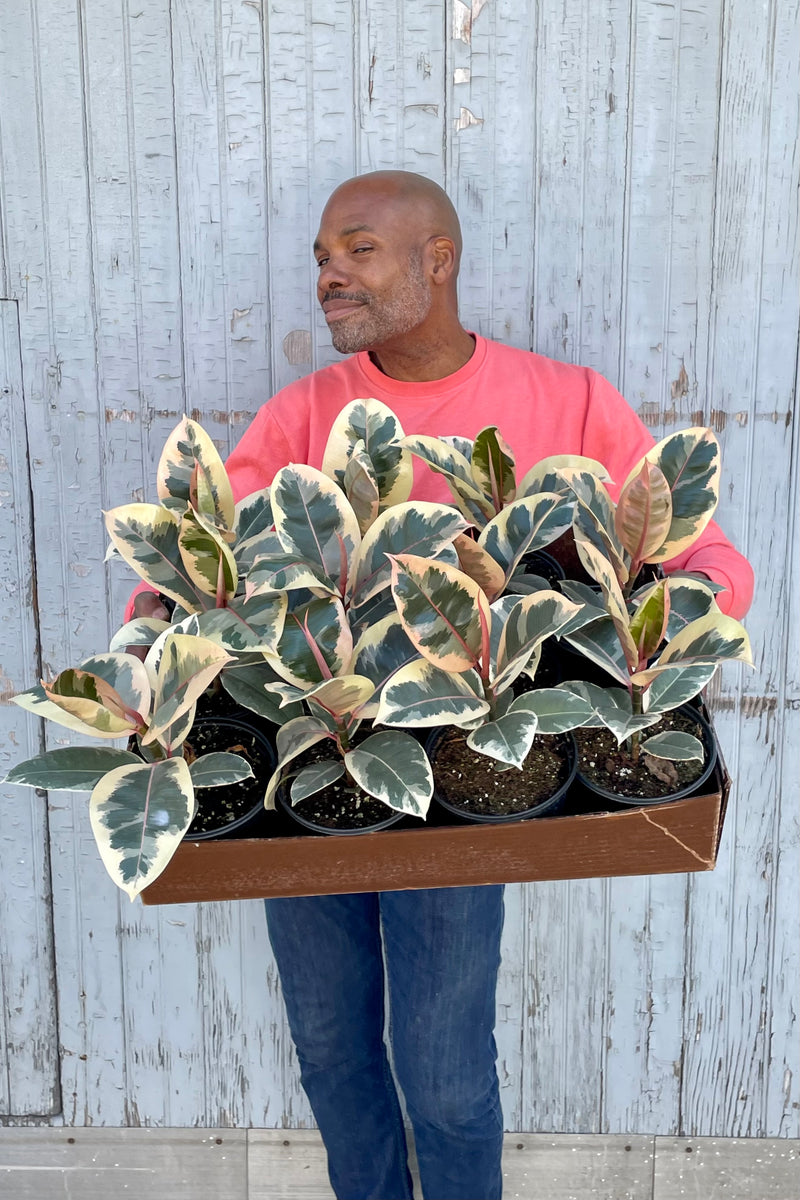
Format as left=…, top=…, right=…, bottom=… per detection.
left=6, top=404, right=751, bottom=897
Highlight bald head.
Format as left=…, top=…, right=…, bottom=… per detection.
left=322, top=171, right=463, bottom=269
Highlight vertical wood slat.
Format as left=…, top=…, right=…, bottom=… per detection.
left=0, top=301, right=60, bottom=1117
left=0, top=0, right=130, bottom=1125
left=682, top=0, right=800, bottom=1138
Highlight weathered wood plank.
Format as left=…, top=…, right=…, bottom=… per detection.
left=653, top=1136, right=800, bottom=1200
left=0, top=0, right=130, bottom=1124
left=0, top=302, right=59, bottom=1117
left=681, top=0, right=799, bottom=1137
left=0, top=1128, right=248, bottom=1200
left=602, top=0, right=728, bottom=1136
left=246, top=1129, right=657, bottom=1200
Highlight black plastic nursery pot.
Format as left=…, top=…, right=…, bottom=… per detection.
left=183, top=713, right=277, bottom=840
left=141, top=705, right=730, bottom=906
left=425, top=726, right=577, bottom=824
left=274, top=774, right=406, bottom=836
left=572, top=703, right=718, bottom=811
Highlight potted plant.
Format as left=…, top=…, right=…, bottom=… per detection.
left=372, top=553, right=597, bottom=821
left=5, top=631, right=260, bottom=898
left=552, top=427, right=752, bottom=803
left=243, top=451, right=473, bottom=831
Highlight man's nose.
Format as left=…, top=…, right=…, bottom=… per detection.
left=318, top=256, right=351, bottom=294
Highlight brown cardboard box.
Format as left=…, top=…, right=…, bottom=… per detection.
left=141, top=759, right=730, bottom=905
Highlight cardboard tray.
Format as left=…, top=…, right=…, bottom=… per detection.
left=141, top=757, right=731, bottom=906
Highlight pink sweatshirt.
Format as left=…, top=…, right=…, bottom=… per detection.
left=127, top=336, right=753, bottom=618
left=223, top=336, right=753, bottom=617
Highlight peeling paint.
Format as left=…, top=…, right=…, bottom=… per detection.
left=670, top=361, right=690, bottom=401
left=454, top=67, right=471, bottom=84
left=105, top=407, right=138, bottom=423
left=230, top=305, right=252, bottom=331
left=454, top=106, right=483, bottom=132
left=709, top=408, right=728, bottom=432
left=452, top=0, right=489, bottom=44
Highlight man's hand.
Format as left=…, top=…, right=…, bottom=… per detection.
left=127, top=591, right=170, bottom=661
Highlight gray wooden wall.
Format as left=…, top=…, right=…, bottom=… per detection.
left=1, top=0, right=797, bottom=1136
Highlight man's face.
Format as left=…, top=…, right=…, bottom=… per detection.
left=314, top=185, right=433, bottom=355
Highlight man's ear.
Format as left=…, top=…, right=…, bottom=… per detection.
left=427, top=236, right=457, bottom=285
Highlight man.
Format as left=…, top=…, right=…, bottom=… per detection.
left=134, top=171, right=752, bottom=1200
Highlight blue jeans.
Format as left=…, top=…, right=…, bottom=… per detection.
left=265, top=886, right=505, bottom=1200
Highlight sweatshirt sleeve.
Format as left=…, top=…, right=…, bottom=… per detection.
left=581, top=370, right=754, bottom=618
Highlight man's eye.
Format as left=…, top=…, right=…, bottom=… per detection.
left=352, top=245, right=372, bottom=254
left=316, top=257, right=329, bottom=268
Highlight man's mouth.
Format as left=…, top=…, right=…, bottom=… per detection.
left=322, top=294, right=368, bottom=322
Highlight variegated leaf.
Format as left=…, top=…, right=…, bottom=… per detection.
left=290, top=761, right=345, bottom=803
left=271, top=464, right=361, bottom=591
left=246, top=551, right=338, bottom=598
left=661, top=577, right=720, bottom=638
left=269, top=596, right=353, bottom=689
left=109, top=618, right=171, bottom=653
left=42, top=669, right=143, bottom=737
left=509, top=687, right=593, bottom=734
left=321, top=399, right=412, bottom=508
left=188, top=752, right=253, bottom=787
left=11, top=684, right=121, bottom=739
left=104, top=503, right=203, bottom=612
left=304, top=675, right=376, bottom=720
left=343, top=441, right=381, bottom=533
left=563, top=614, right=631, bottom=687
left=466, top=710, right=539, bottom=768
left=642, top=663, right=717, bottom=712
left=264, top=715, right=331, bottom=808
left=220, top=659, right=303, bottom=725
left=627, top=427, right=721, bottom=560
left=651, top=612, right=752, bottom=671
left=345, top=730, right=432, bottom=816
left=178, top=508, right=238, bottom=604
left=641, top=731, right=705, bottom=761
left=143, top=634, right=232, bottom=747
left=399, top=434, right=495, bottom=524
left=452, top=533, right=506, bottom=602
left=351, top=613, right=421, bottom=718
left=389, top=553, right=489, bottom=673
left=614, top=460, right=673, bottom=565
left=234, top=488, right=273, bottom=543
left=74, top=653, right=152, bottom=720
left=90, top=757, right=194, bottom=899
left=376, top=659, right=489, bottom=728
left=493, top=591, right=583, bottom=694
left=629, top=579, right=670, bottom=666
left=569, top=473, right=629, bottom=582
left=194, top=593, right=287, bottom=654
left=156, top=417, right=234, bottom=527
left=352, top=502, right=469, bottom=608
left=558, top=680, right=659, bottom=743
left=4, top=746, right=142, bottom=791
left=516, top=454, right=611, bottom=499
left=572, top=527, right=638, bottom=671
left=471, top=426, right=517, bottom=512
left=478, top=493, right=573, bottom=579
left=235, top=529, right=284, bottom=574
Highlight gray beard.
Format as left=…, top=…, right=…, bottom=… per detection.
left=327, top=256, right=432, bottom=355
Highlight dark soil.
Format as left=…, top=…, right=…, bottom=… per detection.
left=431, top=730, right=572, bottom=817
left=183, top=717, right=273, bottom=834
left=283, top=742, right=400, bottom=831
left=574, top=710, right=708, bottom=800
